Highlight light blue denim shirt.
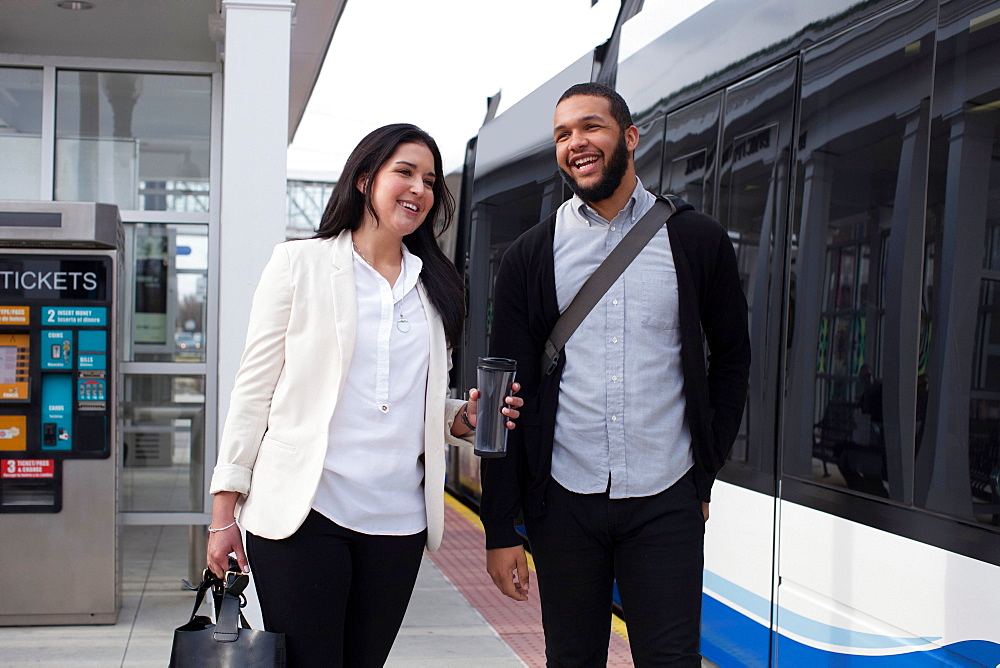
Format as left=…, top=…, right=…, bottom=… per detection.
left=551, top=177, right=693, bottom=498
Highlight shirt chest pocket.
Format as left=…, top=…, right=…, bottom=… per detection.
left=640, top=270, right=680, bottom=330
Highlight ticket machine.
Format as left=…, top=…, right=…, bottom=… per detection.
left=0, top=201, right=121, bottom=625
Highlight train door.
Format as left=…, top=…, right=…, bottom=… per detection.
left=777, top=0, right=964, bottom=663
left=682, top=58, right=799, bottom=666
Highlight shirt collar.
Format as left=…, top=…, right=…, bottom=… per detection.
left=351, top=241, right=423, bottom=301
left=573, top=176, right=647, bottom=227
left=392, top=244, right=423, bottom=302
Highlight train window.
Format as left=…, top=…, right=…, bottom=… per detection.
left=783, top=0, right=937, bottom=502
left=464, top=178, right=564, bottom=391
left=715, top=59, right=797, bottom=487
left=634, top=114, right=665, bottom=195
left=916, top=1, right=1000, bottom=527
left=662, top=92, right=722, bottom=215
left=665, top=150, right=707, bottom=209
left=721, top=123, right=779, bottom=464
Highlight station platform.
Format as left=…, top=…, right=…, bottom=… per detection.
left=0, top=494, right=635, bottom=667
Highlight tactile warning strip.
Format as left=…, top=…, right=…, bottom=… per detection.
left=429, top=494, right=634, bottom=667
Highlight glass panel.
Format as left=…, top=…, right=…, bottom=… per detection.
left=121, top=375, right=206, bottom=512
left=783, top=0, right=936, bottom=500
left=55, top=71, right=211, bottom=212
left=0, top=67, right=43, bottom=200
left=662, top=92, right=722, bottom=214
left=634, top=114, right=664, bottom=193
left=665, top=150, right=707, bottom=209
left=125, top=223, right=208, bottom=362
left=722, top=125, right=779, bottom=464
left=287, top=179, right=335, bottom=238
left=917, top=0, right=1000, bottom=526
left=716, top=60, right=797, bottom=474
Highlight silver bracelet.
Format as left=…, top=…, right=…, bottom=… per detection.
left=208, top=520, right=237, bottom=533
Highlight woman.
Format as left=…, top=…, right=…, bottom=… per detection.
left=207, top=123, right=521, bottom=666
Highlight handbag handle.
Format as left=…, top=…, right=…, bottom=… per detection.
left=180, top=569, right=222, bottom=624
left=181, top=567, right=252, bottom=641
left=214, top=571, right=252, bottom=642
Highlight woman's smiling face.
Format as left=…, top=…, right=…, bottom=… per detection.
left=361, top=142, right=437, bottom=237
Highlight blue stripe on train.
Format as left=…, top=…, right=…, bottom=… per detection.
left=702, top=592, right=771, bottom=666
left=704, top=570, right=940, bottom=650
left=701, top=594, right=1000, bottom=666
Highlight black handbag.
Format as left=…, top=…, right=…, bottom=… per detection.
left=169, top=561, right=286, bottom=667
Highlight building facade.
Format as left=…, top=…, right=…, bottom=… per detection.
left=0, top=0, right=347, bottom=532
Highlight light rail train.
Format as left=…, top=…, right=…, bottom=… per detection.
left=445, top=0, right=1000, bottom=664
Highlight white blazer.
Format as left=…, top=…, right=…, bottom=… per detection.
left=210, top=231, right=469, bottom=551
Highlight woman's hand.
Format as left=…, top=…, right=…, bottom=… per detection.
left=454, top=382, right=523, bottom=436
left=207, top=525, right=247, bottom=578
left=207, top=491, right=249, bottom=578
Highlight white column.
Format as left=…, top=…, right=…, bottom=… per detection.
left=218, top=0, right=294, bottom=438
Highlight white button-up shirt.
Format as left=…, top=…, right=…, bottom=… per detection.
left=313, top=246, right=429, bottom=535
left=551, top=178, right=693, bottom=498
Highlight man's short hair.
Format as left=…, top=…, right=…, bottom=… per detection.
left=558, top=83, right=633, bottom=133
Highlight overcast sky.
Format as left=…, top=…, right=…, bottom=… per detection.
left=286, top=0, right=711, bottom=182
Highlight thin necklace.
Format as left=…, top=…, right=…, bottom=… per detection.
left=353, top=241, right=411, bottom=333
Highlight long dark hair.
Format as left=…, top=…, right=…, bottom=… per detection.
left=315, top=123, right=464, bottom=347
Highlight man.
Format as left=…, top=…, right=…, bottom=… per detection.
left=480, top=82, right=750, bottom=666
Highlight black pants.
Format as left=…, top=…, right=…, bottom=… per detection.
left=246, top=510, right=426, bottom=668
left=524, top=470, right=705, bottom=667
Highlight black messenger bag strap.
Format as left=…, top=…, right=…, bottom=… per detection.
left=541, top=195, right=678, bottom=375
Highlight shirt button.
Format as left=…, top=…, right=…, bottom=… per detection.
left=611, top=415, right=618, bottom=422
left=612, top=376, right=618, bottom=382
left=612, top=299, right=618, bottom=305
left=610, top=225, right=616, bottom=231
left=380, top=405, right=388, bottom=413
left=612, top=337, right=618, bottom=344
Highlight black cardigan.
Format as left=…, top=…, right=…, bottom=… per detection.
left=481, top=196, right=751, bottom=550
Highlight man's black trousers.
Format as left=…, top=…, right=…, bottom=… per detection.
left=524, top=469, right=705, bottom=667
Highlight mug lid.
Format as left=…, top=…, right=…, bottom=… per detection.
left=477, top=356, right=517, bottom=371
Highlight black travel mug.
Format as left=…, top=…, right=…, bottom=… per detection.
left=474, top=357, right=517, bottom=458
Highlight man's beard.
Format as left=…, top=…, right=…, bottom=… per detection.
left=561, top=133, right=629, bottom=205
